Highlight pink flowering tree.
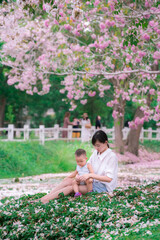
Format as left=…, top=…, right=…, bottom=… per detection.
left=0, top=0, right=160, bottom=155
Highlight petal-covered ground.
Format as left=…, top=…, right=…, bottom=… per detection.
left=0, top=148, right=159, bottom=200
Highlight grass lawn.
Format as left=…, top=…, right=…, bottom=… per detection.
left=1, top=140, right=159, bottom=179
left=0, top=181, right=159, bottom=239
left=0, top=140, right=93, bottom=179
left=141, top=140, right=160, bottom=153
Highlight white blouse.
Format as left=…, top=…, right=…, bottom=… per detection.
left=87, top=148, right=118, bottom=192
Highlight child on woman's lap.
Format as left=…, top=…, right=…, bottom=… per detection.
left=72, top=149, right=94, bottom=197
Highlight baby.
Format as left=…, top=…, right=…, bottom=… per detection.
left=72, top=148, right=94, bottom=197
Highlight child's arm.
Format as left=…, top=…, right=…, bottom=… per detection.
left=87, top=163, right=94, bottom=173
left=67, top=170, right=78, bottom=178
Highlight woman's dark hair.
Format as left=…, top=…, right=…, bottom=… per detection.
left=92, top=130, right=109, bottom=147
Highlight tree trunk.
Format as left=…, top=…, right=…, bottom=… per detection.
left=126, top=107, right=144, bottom=156
left=113, top=100, right=125, bottom=154
left=114, top=117, right=124, bottom=154
left=0, top=96, right=6, bottom=127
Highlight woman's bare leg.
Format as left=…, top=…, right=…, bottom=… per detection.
left=50, top=177, right=73, bottom=193
left=32, top=178, right=73, bottom=204
left=41, top=185, right=74, bottom=204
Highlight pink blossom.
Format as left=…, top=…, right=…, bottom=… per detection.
left=149, top=21, right=158, bottom=28
left=138, top=51, right=146, bottom=58
left=91, top=34, right=96, bottom=39
left=88, top=91, right=96, bottom=97
left=105, top=20, right=112, bottom=27
left=135, top=117, right=144, bottom=125
left=60, top=89, right=65, bottom=94
left=44, top=19, right=49, bottom=28
left=153, top=51, right=160, bottom=60
left=43, top=4, right=46, bottom=11
left=80, top=99, right=87, bottom=105
left=156, top=29, right=160, bottom=34
left=64, top=24, right=72, bottom=31
left=142, top=33, right=150, bottom=41
left=54, top=19, right=59, bottom=25
left=99, top=22, right=106, bottom=30
left=145, top=1, right=151, bottom=8
left=112, top=110, right=118, bottom=119
left=149, top=89, right=155, bottom=95
left=94, top=0, right=100, bottom=7
left=59, top=11, right=64, bottom=17
left=67, top=92, right=73, bottom=99
left=135, top=57, right=141, bottom=63
left=58, top=4, right=64, bottom=9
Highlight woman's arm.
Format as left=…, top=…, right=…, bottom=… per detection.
left=87, top=163, right=94, bottom=173
left=79, top=173, right=112, bottom=183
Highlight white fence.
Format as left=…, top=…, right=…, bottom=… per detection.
left=0, top=124, right=160, bottom=145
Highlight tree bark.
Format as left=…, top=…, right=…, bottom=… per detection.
left=114, top=117, right=124, bottom=154
left=0, top=96, right=6, bottom=127
left=126, top=107, right=144, bottom=156
left=114, top=100, right=125, bottom=154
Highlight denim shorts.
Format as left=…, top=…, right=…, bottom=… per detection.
left=93, top=181, right=108, bottom=193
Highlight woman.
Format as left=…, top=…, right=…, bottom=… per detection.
left=95, top=115, right=101, bottom=129
left=38, top=130, right=118, bottom=204
left=81, top=112, right=91, bottom=142
left=62, top=112, right=73, bottom=138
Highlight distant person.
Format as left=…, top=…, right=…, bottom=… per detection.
left=72, top=149, right=94, bottom=197
left=72, top=117, right=80, bottom=138
left=81, top=113, right=91, bottom=142
left=95, top=115, right=101, bottom=129
left=62, top=112, right=73, bottom=138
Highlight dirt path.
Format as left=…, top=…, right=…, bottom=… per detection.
left=0, top=159, right=160, bottom=200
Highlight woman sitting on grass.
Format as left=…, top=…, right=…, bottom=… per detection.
left=38, top=130, right=118, bottom=204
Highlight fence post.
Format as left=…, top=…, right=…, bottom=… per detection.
left=122, top=127, right=129, bottom=140
left=54, top=124, right=59, bottom=139
left=24, top=125, right=29, bottom=140
left=15, top=130, right=21, bottom=138
left=8, top=124, right=14, bottom=141
left=140, top=128, right=144, bottom=143
left=157, top=128, right=160, bottom=140
left=90, top=126, right=95, bottom=138
left=148, top=127, right=152, bottom=140
left=68, top=125, right=72, bottom=140
left=39, top=125, right=45, bottom=145
left=112, top=126, right=115, bottom=141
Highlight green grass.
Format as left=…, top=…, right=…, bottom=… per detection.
left=0, top=181, right=159, bottom=239
left=140, top=140, right=160, bottom=153
left=0, top=140, right=160, bottom=179
left=0, top=141, right=93, bottom=179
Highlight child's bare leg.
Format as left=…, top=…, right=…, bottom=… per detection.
left=40, top=185, right=73, bottom=204
left=72, top=179, right=80, bottom=193
left=78, top=185, right=88, bottom=195
left=86, top=178, right=93, bottom=192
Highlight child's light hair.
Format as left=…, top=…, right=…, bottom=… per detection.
left=75, top=149, right=86, bottom=156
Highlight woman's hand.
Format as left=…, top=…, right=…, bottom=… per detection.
left=79, top=174, right=91, bottom=182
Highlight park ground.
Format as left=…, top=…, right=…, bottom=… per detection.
left=0, top=140, right=160, bottom=239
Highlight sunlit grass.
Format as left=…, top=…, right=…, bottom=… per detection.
left=0, top=141, right=93, bottom=179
